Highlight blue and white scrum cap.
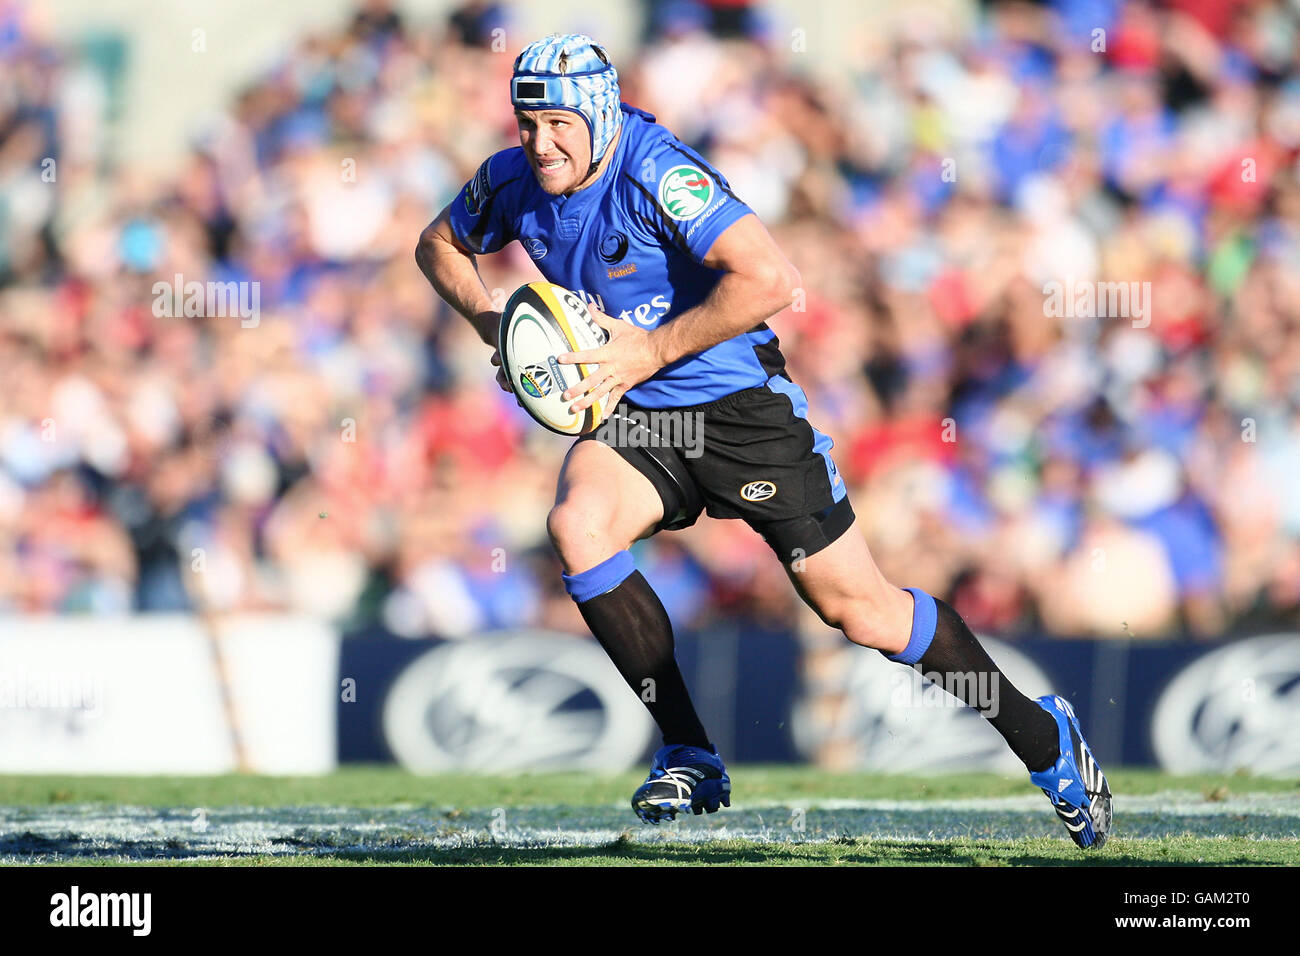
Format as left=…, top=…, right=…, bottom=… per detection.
left=511, top=34, right=623, bottom=180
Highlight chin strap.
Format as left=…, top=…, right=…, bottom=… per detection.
left=576, top=124, right=618, bottom=188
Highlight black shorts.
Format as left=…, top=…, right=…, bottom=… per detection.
left=575, top=378, right=855, bottom=562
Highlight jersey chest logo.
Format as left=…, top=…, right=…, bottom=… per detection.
left=598, top=232, right=629, bottom=263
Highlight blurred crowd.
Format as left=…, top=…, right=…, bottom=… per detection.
left=2, top=0, right=1300, bottom=642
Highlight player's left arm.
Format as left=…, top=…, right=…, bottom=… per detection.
left=560, top=213, right=800, bottom=411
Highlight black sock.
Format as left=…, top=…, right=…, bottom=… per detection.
left=574, top=570, right=712, bottom=749
left=915, top=599, right=1061, bottom=772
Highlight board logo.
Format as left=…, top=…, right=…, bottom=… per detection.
left=740, top=480, right=776, bottom=502
left=380, top=631, right=655, bottom=771
left=1151, top=633, right=1300, bottom=775
left=658, top=164, right=713, bottom=221
left=519, top=363, right=553, bottom=398
left=523, top=237, right=548, bottom=260
left=790, top=637, right=1053, bottom=773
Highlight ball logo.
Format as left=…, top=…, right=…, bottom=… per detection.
left=380, top=631, right=655, bottom=771
left=523, top=237, right=548, bottom=261
left=519, top=363, right=553, bottom=398
left=658, top=165, right=714, bottom=221
left=740, top=480, right=776, bottom=502
left=561, top=290, right=607, bottom=345
left=561, top=290, right=587, bottom=315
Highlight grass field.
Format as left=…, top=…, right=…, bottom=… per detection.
left=1, top=766, right=1296, bottom=866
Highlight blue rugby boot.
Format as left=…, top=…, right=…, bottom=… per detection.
left=632, top=743, right=731, bottom=824
left=1029, top=695, right=1112, bottom=849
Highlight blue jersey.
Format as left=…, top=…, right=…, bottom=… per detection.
left=448, top=104, right=786, bottom=408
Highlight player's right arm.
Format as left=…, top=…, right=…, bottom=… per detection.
left=416, top=212, right=513, bottom=393
left=415, top=211, right=500, bottom=347
left=416, top=150, right=526, bottom=390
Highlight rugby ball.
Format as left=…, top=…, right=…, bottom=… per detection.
left=498, top=281, right=609, bottom=436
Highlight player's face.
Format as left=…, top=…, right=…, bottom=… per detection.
left=516, top=109, right=591, bottom=195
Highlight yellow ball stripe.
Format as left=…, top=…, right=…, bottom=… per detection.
left=530, top=281, right=604, bottom=433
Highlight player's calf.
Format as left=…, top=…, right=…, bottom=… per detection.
left=817, top=589, right=915, bottom=656
left=790, top=529, right=1062, bottom=773
left=781, top=522, right=913, bottom=654
left=785, top=524, right=1106, bottom=844
left=549, top=440, right=716, bottom=811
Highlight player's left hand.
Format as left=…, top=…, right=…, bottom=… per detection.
left=558, top=307, right=663, bottom=414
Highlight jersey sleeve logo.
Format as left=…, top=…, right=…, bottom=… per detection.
left=464, top=159, right=492, bottom=216
left=657, top=164, right=714, bottom=221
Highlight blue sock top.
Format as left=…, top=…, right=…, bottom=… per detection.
left=888, top=587, right=938, bottom=666
left=562, top=550, right=636, bottom=603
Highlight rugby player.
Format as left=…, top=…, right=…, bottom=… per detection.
left=415, top=33, right=1111, bottom=847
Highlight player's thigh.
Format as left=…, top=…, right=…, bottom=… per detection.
left=686, top=382, right=912, bottom=647
left=783, top=517, right=913, bottom=652
left=549, top=437, right=664, bottom=572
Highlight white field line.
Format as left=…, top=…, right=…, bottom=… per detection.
left=0, top=791, right=1296, bottom=861
left=742, top=791, right=1300, bottom=815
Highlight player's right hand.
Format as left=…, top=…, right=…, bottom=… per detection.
left=490, top=347, right=525, bottom=408
left=490, top=348, right=510, bottom=393
left=487, top=316, right=523, bottom=406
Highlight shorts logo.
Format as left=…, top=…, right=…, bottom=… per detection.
left=658, top=164, right=714, bottom=221
left=519, top=363, right=553, bottom=398
left=464, top=160, right=491, bottom=216
left=523, top=237, right=548, bottom=260
left=740, top=480, right=777, bottom=502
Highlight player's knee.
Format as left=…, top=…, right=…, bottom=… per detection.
left=816, top=592, right=906, bottom=651
left=546, top=495, right=617, bottom=566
